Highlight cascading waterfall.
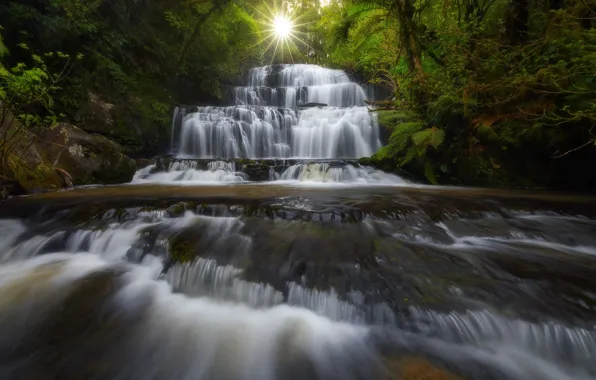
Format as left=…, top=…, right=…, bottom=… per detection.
left=172, top=64, right=381, bottom=160
left=133, top=160, right=246, bottom=184
left=279, top=163, right=406, bottom=185
left=133, top=64, right=408, bottom=184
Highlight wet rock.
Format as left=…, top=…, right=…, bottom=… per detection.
left=242, top=163, right=271, bottom=181
left=167, top=202, right=194, bottom=217
left=169, top=234, right=197, bottom=263
left=300, top=102, right=328, bottom=108
left=37, top=123, right=137, bottom=185
left=135, top=158, right=155, bottom=169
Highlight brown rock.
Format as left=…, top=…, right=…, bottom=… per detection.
left=37, top=123, right=136, bottom=186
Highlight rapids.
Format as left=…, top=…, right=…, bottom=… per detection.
left=1, top=185, right=596, bottom=379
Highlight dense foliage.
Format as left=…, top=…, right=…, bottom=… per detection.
left=314, top=0, right=596, bottom=187
left=0, top=0, right=264, bottom=157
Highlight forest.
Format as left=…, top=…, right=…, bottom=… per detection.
left=1, top=0, right=595, bottom=190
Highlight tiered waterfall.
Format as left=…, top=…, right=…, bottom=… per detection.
left=171, top=64, right=382, bottom=159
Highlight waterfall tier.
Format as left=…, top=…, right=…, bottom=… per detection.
left=132, top=159, right=409, bottom=186
left=175, top=106, right=380, bottom=159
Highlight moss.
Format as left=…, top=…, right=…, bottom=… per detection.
left=7, top=152, right=62, bottom=192
left=167, top=202, right=189, bottom=217
left=168, top=235, right=196, bottom=263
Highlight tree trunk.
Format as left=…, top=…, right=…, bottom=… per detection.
left=396, top=0, right=424, bottom=75
left=505, top=0, right=529, bottom=44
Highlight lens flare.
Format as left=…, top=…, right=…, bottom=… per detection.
left=273, top=15, right=293, bottom=39
left=254, top=3, right=313, bottom=63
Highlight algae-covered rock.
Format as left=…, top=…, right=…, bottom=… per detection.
left=37, top=123, right=137, bottom=185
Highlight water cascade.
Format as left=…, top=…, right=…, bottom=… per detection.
left=1, top=190, right=596, bottom=379
left=171, top=64, right=382, bottom=160
left=136, top=64, right=408, bottom=185
left=133, top=160, right=246, bottom=184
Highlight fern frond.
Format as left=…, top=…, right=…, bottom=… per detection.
left=412, top=128, right=433, bottom=146
left=424, top=163, right=438, bottom=185
left=412, top=127, right=445, bottom=149
left=388, top=121, right=425, bottom=153
left=430, top=128, right=445, bottom=149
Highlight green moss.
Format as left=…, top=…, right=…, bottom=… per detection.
left=168, top=235, right=196, bottom=263
left=7, top=153, right=62, bottom=191
left=167, top=202, right=189, bottom=217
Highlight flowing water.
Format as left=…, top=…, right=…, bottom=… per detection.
left=172, top=65, right=381, bottom=160
left=1, top=185, right=596, bottom=380
left=1, top=63, right=596, bottom=379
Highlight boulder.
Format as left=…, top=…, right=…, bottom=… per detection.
left=37, top=123, right=137, bottom=186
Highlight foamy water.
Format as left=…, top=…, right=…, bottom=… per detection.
left=1, top=202, right=595, bottom=379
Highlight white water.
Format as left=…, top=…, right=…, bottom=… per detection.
left=1, top=208, right=595, bottom=379
left=138, top=64, right=410, bottom=186
left=133, top=160, right=246, bottom=184
left=175, top=105, right=380, bottom=159
left=173, top=64, right=381, bottom=159
left=278, top=163, right=408, bottom=185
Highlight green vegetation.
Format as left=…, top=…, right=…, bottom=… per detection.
left=0, top=0, right=264, bottom=157
left=312, top=0, right=596, bottom=187
left=1, top=0, right=595, bottom=188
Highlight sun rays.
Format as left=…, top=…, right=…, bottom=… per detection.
left=253, top=2, right=313, bottom=64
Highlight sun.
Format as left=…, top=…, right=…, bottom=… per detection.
left=273, top=15, right=293, bottom=39
left=253, top=2, right=313, bottom=63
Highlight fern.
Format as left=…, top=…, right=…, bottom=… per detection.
left=424, top=163, right=438, bottom=185
left=387, top=121, right=425, bottom=153
left=400, top=146, right=417, bottom=166
left=412, top=128, right=433, bottom=146
left=412, top=127, right=445, bottom=149
left=430, top=128, right=445, bottom=149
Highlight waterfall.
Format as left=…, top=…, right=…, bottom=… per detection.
left=134, top=64, right=407, bottom=185
left=279, top=163, right=406, bottom=185
left=133, top=160, right=246, bottom=184
left=173, top=64, right=380, bottom=159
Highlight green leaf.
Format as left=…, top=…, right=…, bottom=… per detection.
left=424, top=163, right=438, bottom=185
left=429, top=128, right=445, bottom=149
left=400, top=146, right=417, bottom=166
left=412, top=128, right=433, bottom=146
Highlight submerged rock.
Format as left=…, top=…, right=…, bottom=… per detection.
left=37, top=123, right=137, bottom=185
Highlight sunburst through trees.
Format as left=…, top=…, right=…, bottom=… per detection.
left=256, top=2, right=312, bottom=63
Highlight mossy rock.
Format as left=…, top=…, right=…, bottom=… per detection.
left=37, top=123, right=137, bottom=185
left=169, top=235, right=196, bottom=263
